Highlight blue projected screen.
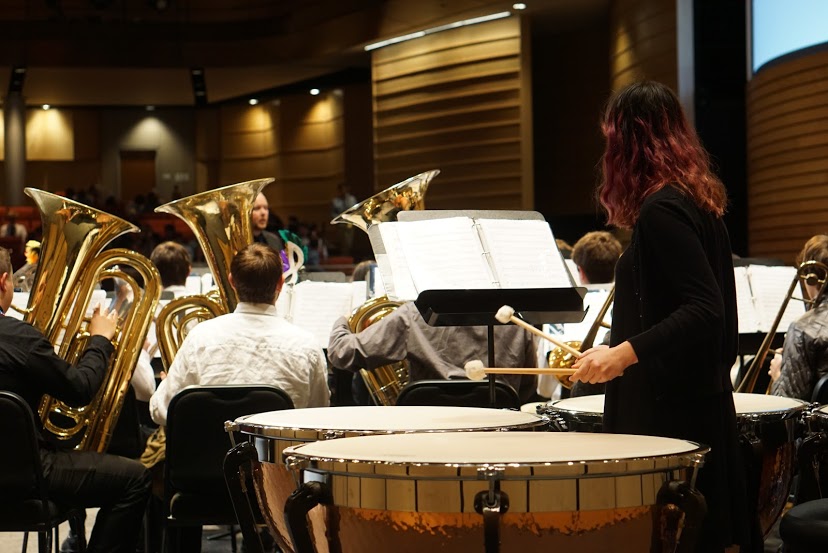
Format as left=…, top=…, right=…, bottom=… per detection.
left=752, top=0, right=828, bottom=73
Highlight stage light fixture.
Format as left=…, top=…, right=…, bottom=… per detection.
left=248, top=98, right=259, bottom=105
left=310, top=88, right=320, bottom=96
left=42, top=104, right=50, bottom=110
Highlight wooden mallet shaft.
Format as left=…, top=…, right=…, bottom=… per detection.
left=495, top=305, right=582, bottom=357
left=483, top=367, right=577, bottom=376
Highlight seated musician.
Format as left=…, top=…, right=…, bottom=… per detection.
left=149, top=243, right=330, bottom=426
left=327, top=302, right=540, bottom=404
left=12, top=239, right=40, bottom=292
left=568, top=231, right=622, bottom=398
left=769, top=234, right=828, bottom=401
left=0, top=247, right=151, bottom=553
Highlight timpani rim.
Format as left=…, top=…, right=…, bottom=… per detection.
left=282, top=432, right=710, bottom=472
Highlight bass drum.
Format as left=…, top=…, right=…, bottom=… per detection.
left=227, top=406, right=545, bottom=553
left=538, top=392, right=809, bottom=536
left=281, top=432, right=709, bottom=553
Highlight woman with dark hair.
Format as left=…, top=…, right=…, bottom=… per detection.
left=569, top=81, right=752, bottom=552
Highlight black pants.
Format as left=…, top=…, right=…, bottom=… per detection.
left=41, top=448, right=151, bottom=553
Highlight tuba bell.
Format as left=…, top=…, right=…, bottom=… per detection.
left=333, top=170, right=440, bottom=405
left=22, top=188, right=161, bottom=453
left=153, top=179, right=273, bottom=369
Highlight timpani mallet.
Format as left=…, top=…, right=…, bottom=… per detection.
left=494, top=305, right=582, bottom=357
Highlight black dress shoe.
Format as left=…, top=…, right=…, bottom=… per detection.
left=60, top=529, right=81, bottom=553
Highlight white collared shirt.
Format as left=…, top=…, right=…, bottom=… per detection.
left=149, top=302, right=329, bottom=425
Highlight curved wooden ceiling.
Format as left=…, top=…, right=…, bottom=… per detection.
left=0, top=0, right=605, bottom=106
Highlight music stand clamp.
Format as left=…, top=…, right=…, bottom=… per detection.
left=415, top=287, right=586, bottom=407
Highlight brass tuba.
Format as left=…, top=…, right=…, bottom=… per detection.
left=153, top=178, right=273, bottom=369
left=548, top=286, right=614, bottom=389
left=333, top=170, right=440, bottom=405
left=22, top=188, right=161, bottom=453
left=736, top=260, right=828, bottom=393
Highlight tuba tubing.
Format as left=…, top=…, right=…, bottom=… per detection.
left=22, top=188, right=162, bottom=453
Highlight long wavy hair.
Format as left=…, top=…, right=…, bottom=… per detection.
left=598, top=81, right=727, bottom=229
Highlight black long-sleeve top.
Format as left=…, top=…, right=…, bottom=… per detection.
left=0, top=315, right=114, bottom=444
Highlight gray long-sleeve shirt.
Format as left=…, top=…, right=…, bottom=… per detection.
left=327, top=302, right=539, bottom=403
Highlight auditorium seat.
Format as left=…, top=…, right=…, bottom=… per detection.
left=395, top=379, right=521, bottom=409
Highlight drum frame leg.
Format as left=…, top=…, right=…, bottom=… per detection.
left=223, top=441, right=265, bottom=553
left=284, top=481, right=332, bottom=553
left=651, top=480, right=707, bottom=553
left=474, top=479, right=510, bottom=553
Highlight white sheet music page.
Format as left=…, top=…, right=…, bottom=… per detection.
left=288, top=281, right=355, bottom=349
left=733, top=266, right=760, bottom=333
left=748, top=265, right=805, bottom=333
left=391, top=217, right=494, bottom=292
left=558, top=288, right=612, bottom=343
left=476, top=219, right=573, bottom=288
left=376, top=224, right=419, bottom=300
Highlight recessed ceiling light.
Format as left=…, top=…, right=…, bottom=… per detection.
left=249, top=98, right=259, bottom=105
left=513, top=3, right=527, bottom=10
left=42, top=104, right=50, bottom=110
left=310, top=88, right=320, bottom=96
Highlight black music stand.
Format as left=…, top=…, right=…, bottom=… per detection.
left=415, top=288, right=585, bottom=407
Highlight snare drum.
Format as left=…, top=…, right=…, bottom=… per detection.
left=227, top=406, right=545, bottom=553
left=280, top=432, right=708, bottom=553
left=539, top=392, right=809, bottom=535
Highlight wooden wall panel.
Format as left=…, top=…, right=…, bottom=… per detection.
left=748, top=48, right=828, bottom=262
left=371, top=16, right=531, bottom=209
left=610, top=0, right=677, bottom=91
left=194, top=92, right=346, bottom=231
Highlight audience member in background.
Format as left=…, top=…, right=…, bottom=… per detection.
left=330, top=183, right=357, bottom=255
left=769, top=234, right=828, bottom=401
left=0, top=247, right=150, bottom=553
left=2, top=210, right=27, bottom=242
left=12, top=239, right=40, bottom=292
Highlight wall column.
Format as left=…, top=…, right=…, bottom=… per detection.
left=4, top=91, right=26, bottom=205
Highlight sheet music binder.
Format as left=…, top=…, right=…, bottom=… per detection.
left=372, top=209, right=587, bottom=326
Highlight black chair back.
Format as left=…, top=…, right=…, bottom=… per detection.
left=166, top=385, right=294, bottom=497
left=395, top=379, right=521, bottom=409
left=0, top=391, right=44, bottom=500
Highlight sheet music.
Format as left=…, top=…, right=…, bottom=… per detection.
left=476, top=219, right=573, bottom=288
left=748, top=265, right=805, bottom=333
left=287, top=281, right=356, bottom=349
left=8, top=292, right=29, bottom=320
left=557, top=288, right=612, bottom=343
left=275, top=283, right=293, bottom=320
left=185, top=275, right=202, bottom=295
left=397, top=217, right=494, bottom=291
left=350, top=280, right=368, bottom=310
left=376, top=227, right=419, bottom=300
left=565, top=259, right=581, bottom=285
left=734, top=266, right=761, bottom=333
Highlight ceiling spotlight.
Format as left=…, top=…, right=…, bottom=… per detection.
left=248, top=98, right=259, bottom=105
left=146, top=105, right=155, bottom=111
left=42, top=104, right=50, bottom=110
left=310, top=88, right=320, bottom=96
left=513, top=3, right=527, bottom=10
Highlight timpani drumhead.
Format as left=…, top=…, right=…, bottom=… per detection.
left=732, top=392, right=808, bottom=414
left=547, top=394, right=606, bottom=414
left=234, top=405, right=544, bottom=438
left=286, top=431, right=702, bottom=465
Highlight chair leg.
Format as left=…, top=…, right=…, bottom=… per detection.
left=21, top=531, right=29, bottom=553
left=230, top=525, right=237, bottom=553
left=37, top=530, right=52, bottom=553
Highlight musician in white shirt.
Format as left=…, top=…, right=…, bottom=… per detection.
left=149, top=243, right=329, bottom=425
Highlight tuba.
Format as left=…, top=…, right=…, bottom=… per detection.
left=548, top=286, right=614, bottom=389
left=153, top=178, right=273, bottom=369
left=736, top=260, right=828, bottom=393
left=332, top=170, right=440, bottom=405
left=22, top=188, right=161, bottom=453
